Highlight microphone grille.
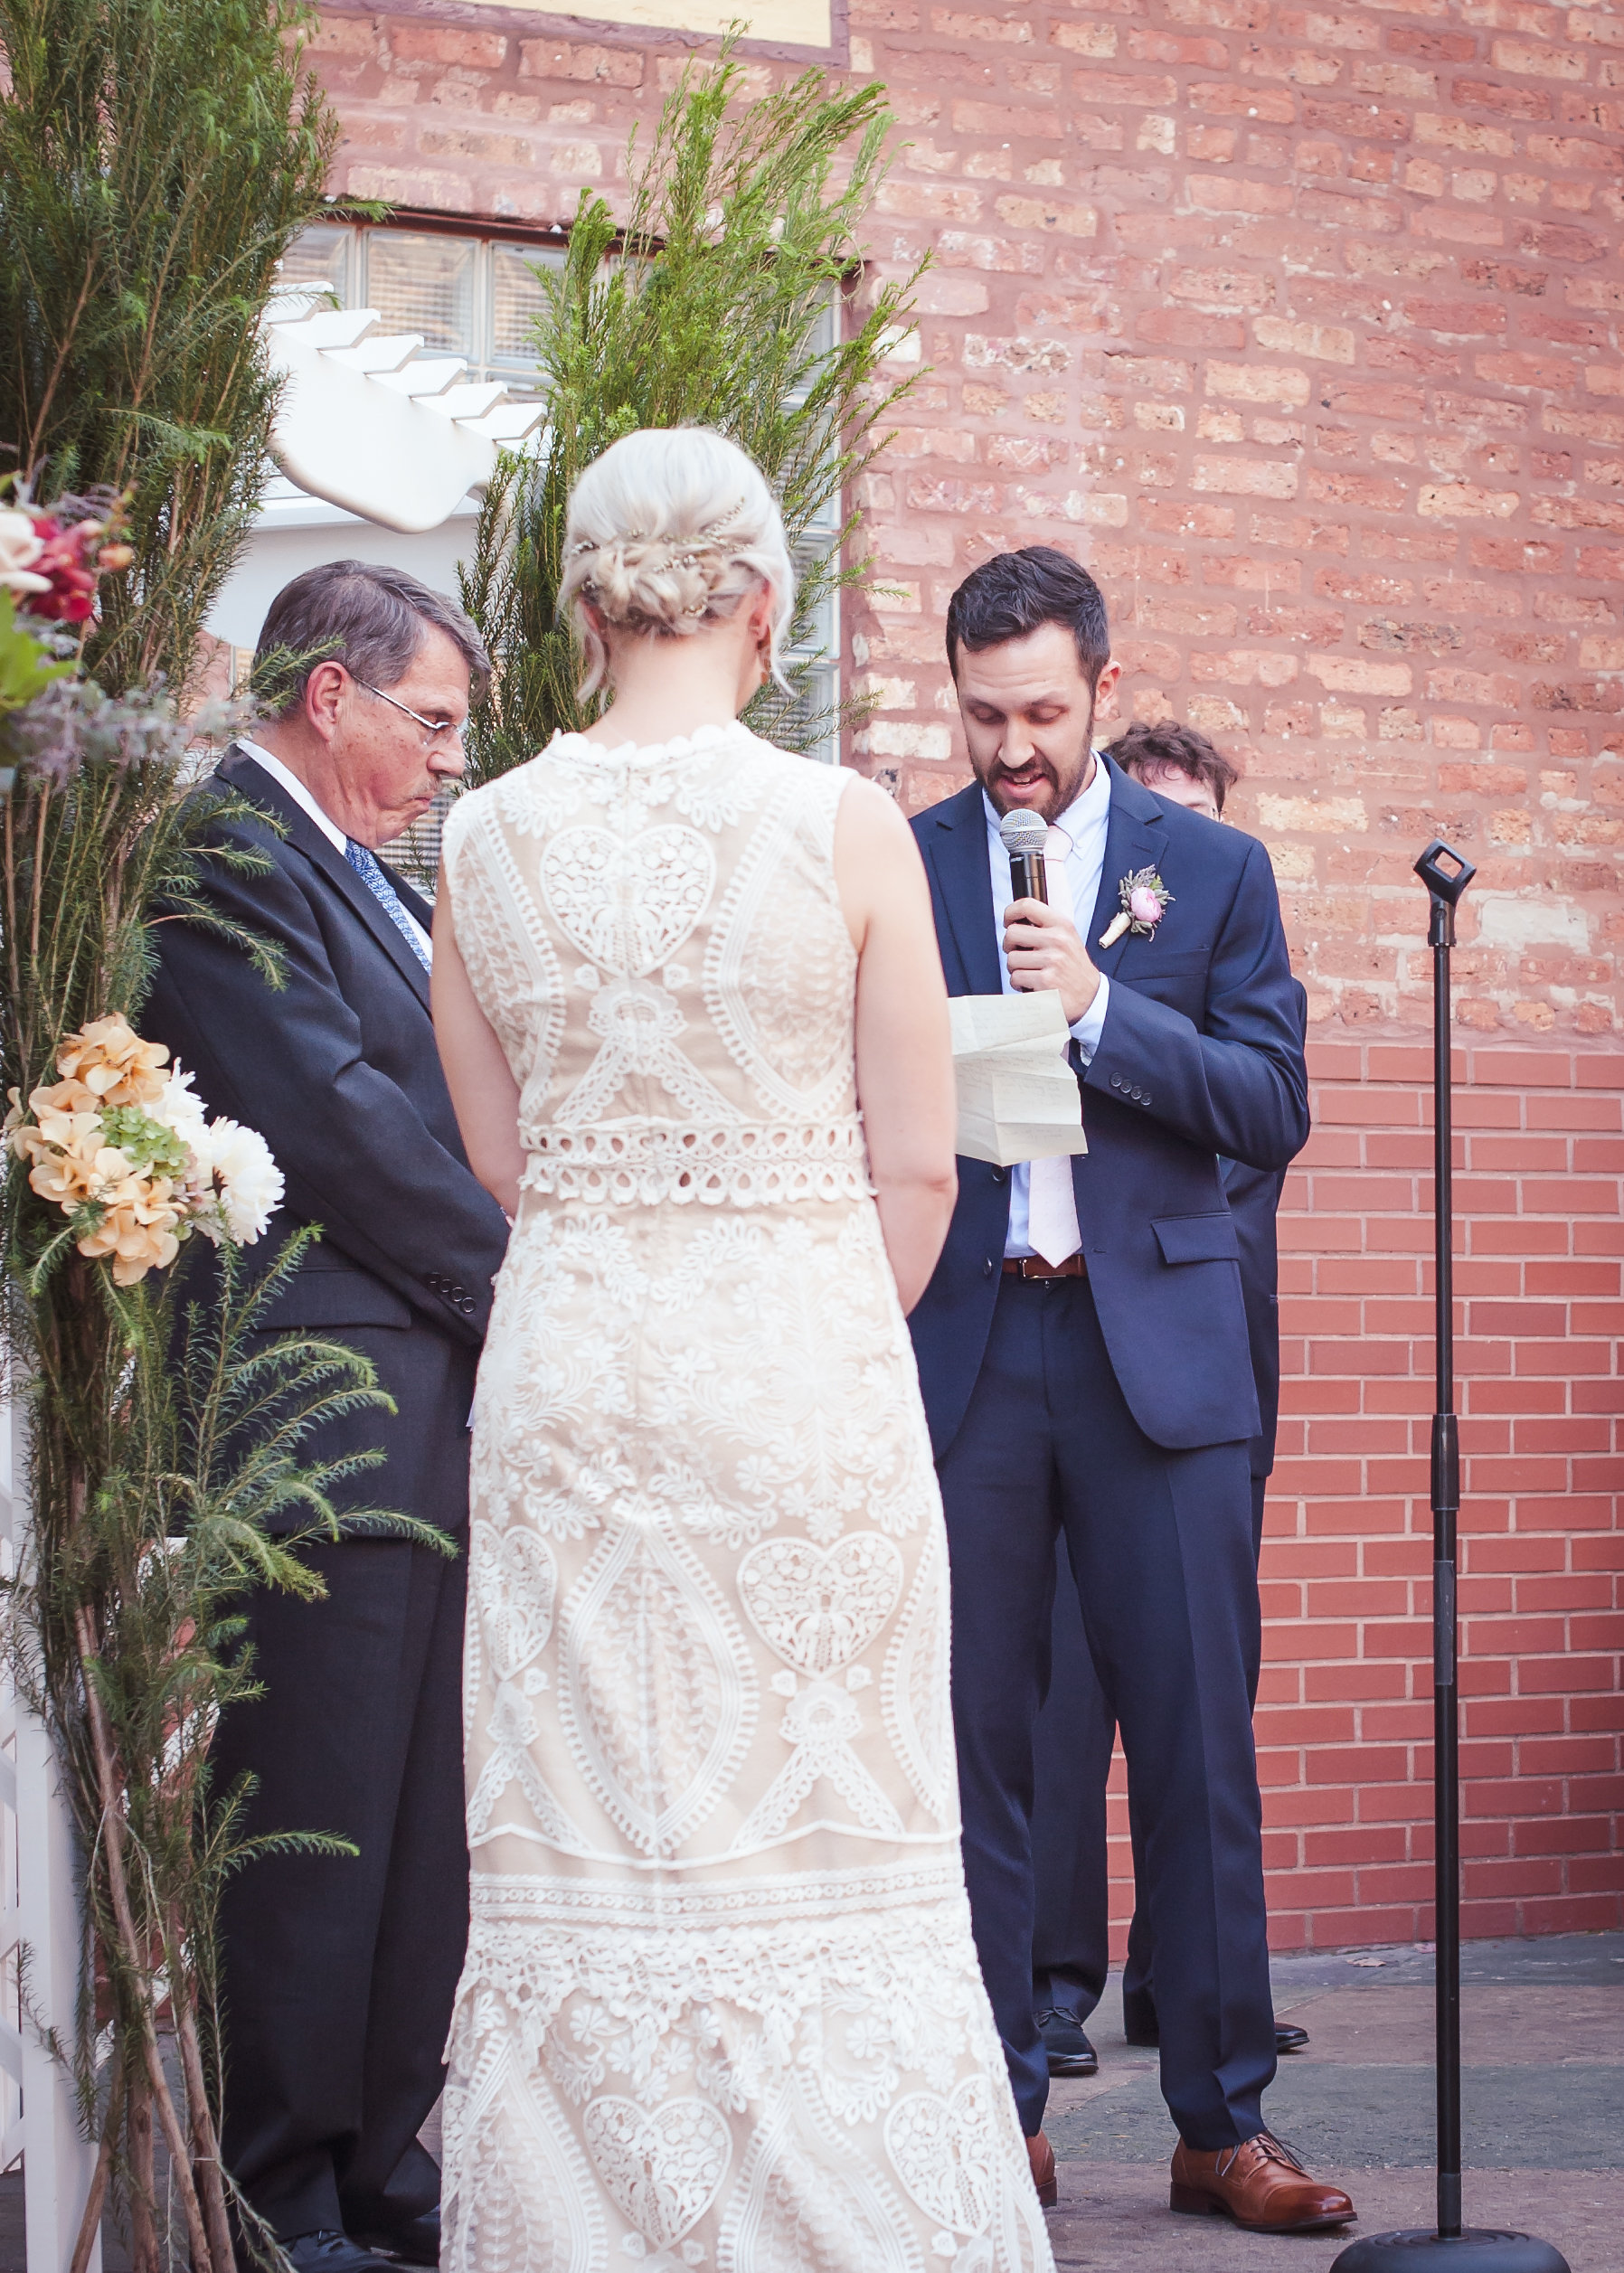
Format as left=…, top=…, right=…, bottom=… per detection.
left=999, top=809, right=1048, bottom=856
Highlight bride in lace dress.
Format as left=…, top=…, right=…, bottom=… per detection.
left=430, top=428, right=1054, bottom=2273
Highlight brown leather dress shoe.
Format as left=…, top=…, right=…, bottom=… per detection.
left=1026, top=2129, right=1058, bottom=2209
left=1170, top=2132, right=1355, bottom=2233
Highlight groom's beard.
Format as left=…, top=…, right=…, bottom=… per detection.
left=981, top=709, right=1097, bottom=824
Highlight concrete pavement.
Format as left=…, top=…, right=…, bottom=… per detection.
left=1044, top=1932, right=1624, bottom=2272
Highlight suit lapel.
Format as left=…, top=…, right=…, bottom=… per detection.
left=221, top=750, right=433, bottom=1012
left=1085, top=754, right=1168, bottom=984
left=924, top=784, right=1003, bottom=997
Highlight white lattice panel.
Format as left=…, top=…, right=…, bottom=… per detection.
left=0, top=1399, right=23, bottom=2177
left=3, top=1397, right=101, bottom=2273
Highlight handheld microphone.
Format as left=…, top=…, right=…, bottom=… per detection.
left=999, top=808, right=1049, bottom=905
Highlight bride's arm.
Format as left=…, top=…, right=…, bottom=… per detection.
left=432, top=882, right=526, bottom=1220
left=835, top=777, right=958, bottom=1315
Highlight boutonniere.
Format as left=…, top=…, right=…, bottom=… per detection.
left=1099, top=866, right=1174, bottom=948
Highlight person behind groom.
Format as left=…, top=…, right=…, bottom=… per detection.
left=143, top=562, right=511, bottom=2273
left=906, top=546, right=1355, bottom=2234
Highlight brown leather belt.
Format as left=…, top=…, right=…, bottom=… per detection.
left=1002, top=1253, right=1087, bottom=1280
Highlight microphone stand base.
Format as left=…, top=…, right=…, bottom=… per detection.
left=1332, top=2231, right=1570, bottom=2273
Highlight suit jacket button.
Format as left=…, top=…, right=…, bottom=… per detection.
left=983, top=1258, right=994, bottom=1278
left=990, top=1165, right=1006, bottom=1184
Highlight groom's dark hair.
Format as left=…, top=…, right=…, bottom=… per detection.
left=946, top=545, right=1110, bottom=687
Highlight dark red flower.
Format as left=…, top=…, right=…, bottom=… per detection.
left=20, top=515, right=108, bottom=625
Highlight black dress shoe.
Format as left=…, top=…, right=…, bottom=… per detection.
left=1122, top=1995, right=1309, bottom=2061
left=349, top=2210, right=440, bottom=2268
left=1122, top=1988, right=1159, bottom=2048
left=1035, top=2003, right=1099, bottom=2077
left=285, top=2233, right=402, bottom=2273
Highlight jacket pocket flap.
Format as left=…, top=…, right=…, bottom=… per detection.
left=1123, top=948, right=1209, bottom=976
left=1153, top=1212, right=1241, bottom=1266
left=254, top=1269, right=412, bottom=1331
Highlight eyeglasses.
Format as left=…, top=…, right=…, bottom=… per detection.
left=356, top=679, right=466, bottom=748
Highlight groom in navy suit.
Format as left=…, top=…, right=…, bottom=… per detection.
left=908, top=548, right=1354, bottom=2234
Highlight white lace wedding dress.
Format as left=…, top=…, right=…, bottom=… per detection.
left=438, top=722, right=1053, bottom=2273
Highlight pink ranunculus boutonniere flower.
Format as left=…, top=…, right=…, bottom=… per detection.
left=1099, top=866, right=1175, bottom=949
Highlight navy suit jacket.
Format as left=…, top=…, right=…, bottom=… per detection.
left=142, top=748, right=512, bottom=1532
left=1221, top=978, right=1309, bottom=1483
left=908, top=758, right=1309, bottom=1461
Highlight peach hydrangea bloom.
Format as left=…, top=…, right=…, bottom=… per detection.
left=13, top=1015, right=280, bottom=1285
left=20, top=1133, right=105, bottom=1210
left=74, top=1169, right=183, bottom=1285
left=55, top=1014, right=169, bottom=1109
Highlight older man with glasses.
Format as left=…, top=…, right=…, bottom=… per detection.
left=143, top=560, right=511, bottom=2273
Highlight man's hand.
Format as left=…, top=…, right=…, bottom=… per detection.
left=1002, top=897, right=1101, bottom=1024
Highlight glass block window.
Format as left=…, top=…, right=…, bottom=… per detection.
left=491, top=241, right=557, bottom=373
left=367, top=230, right=477, bottom=357
left=279, top=221, right=565, bottom=389
left=279, top=223, right=351, bottom=303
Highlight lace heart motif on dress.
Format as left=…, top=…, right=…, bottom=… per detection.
left=738, top=1533, right=904, bottom=1676
left=542, top=824, right=714, bottom=977
left=582, top=2095, right=732, bottom=2251
left=471, top=1521, right=557, bottom=1683
left=884, top=2075, right=1001, bottom=2236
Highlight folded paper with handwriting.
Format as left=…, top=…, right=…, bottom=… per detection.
left=949, top=990, right=1089, bottom=1167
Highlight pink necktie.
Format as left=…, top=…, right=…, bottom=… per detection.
left=1024, top=829, right=1083, bottom=1267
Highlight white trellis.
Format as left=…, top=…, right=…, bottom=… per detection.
left=4, top=1398, right=102, bottom=2273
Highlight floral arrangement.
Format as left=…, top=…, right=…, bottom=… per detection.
left=0, top=495, right=133, bottom=625
left=0, top=472, right=384, bottom=2273
left=8, top=1014, right=282, bottom=1285
left=1099, top=865, right=1175, bottom=949
left=0, top=490, right=148, bottom=788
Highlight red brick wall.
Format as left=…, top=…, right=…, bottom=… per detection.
left=1262, top=1040, right=1622, bottom=1946
left=308, top=0, right=1623, bottom=1942
left=1100, top=1038, right=1624, bottom=1953
left=840, top=0, right=1624, bottom=1043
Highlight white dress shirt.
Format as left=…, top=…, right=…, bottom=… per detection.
left=983, top=756, right=1112, bottom=1257
left=238, top=737, right=433, bottom=965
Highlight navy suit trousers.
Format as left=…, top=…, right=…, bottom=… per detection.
left=937, top=1273, right=1276, bottom=2147
left=1035, top=1476, right=1270, bottom=2026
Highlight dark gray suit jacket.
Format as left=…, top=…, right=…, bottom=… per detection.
left=143, top=748, right=511, bottom=1532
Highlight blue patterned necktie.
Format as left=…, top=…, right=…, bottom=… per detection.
left=345, top=838, right=432, bottom=972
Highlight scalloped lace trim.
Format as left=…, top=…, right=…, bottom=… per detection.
left=543, top=720, right=758, bottom=770
left=518, top=1118, right=873, bottom=1206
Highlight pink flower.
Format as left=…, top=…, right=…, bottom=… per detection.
left=18, top=515, right=103, bottom=625
left=1128, top=884, right=1163, bottom=927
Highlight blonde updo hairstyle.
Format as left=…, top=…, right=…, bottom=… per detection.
left=559, top=427, right=796, bottom=699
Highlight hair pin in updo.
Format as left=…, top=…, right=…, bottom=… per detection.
left=564, top=498, right=751, bottom=567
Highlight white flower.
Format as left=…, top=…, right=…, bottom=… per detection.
left=155, top=1064, right=209, bottom=1146
left=191, top=1116, right=283, bottom=1244
left=0, top=508, right=49, bottom=596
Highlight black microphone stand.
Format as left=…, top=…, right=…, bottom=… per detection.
left=1332, top=844, right=1567, bottom=2273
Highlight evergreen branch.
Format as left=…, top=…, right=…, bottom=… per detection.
left=459, top=46, right=925, bottom=780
